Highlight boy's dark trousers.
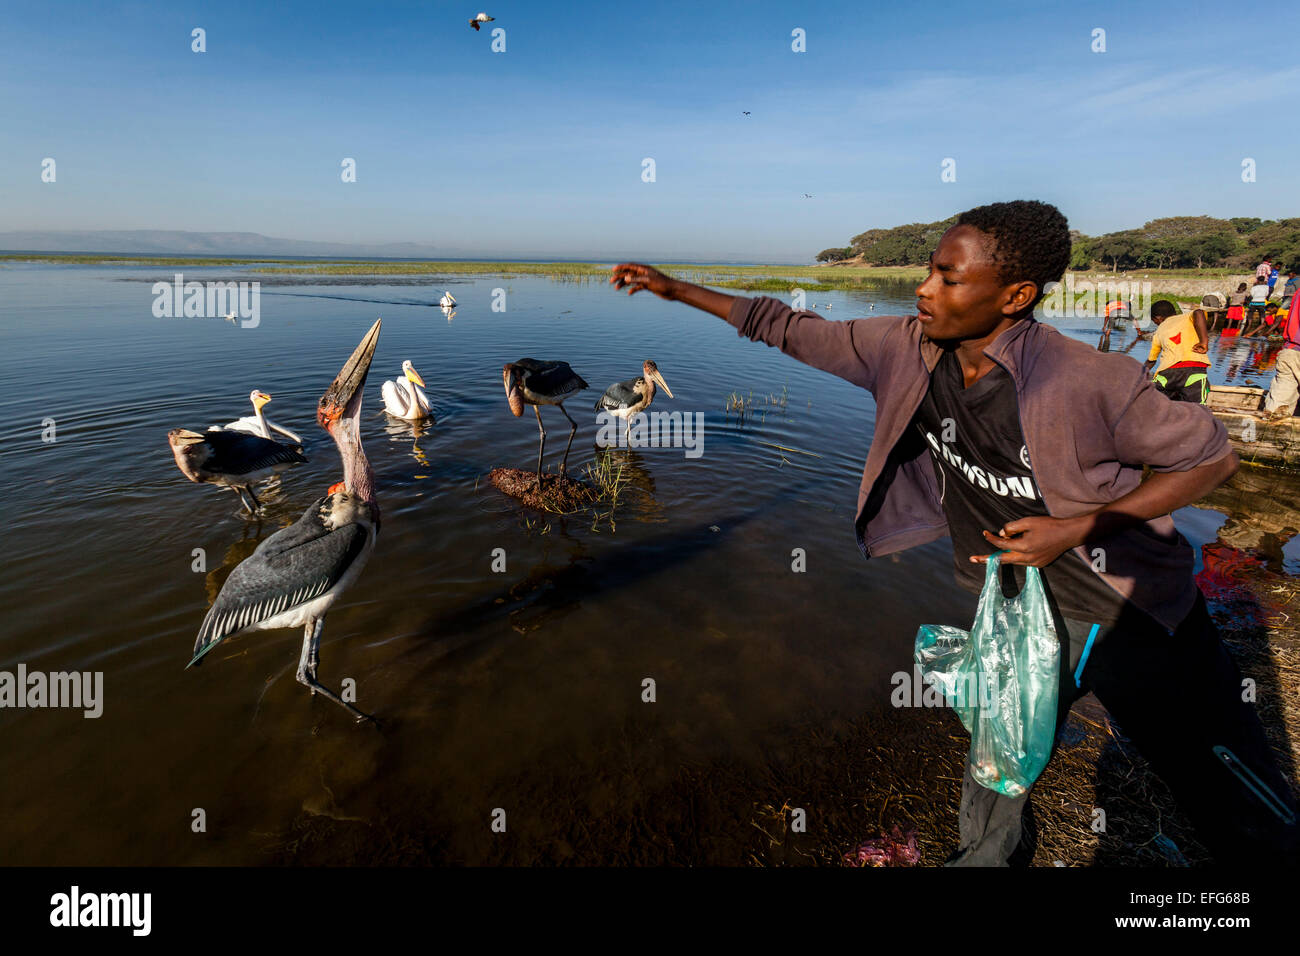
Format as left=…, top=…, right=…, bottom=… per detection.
left=946, top=591, right=1299, bottom=866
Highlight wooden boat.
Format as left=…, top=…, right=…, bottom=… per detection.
left=1207, top=386, right=1300, bottom=470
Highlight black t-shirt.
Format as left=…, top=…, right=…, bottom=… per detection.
left=911, top=349, right=1127, bottom=625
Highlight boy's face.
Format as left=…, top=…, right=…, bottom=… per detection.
left=914, top=225, right=1037, bottom=342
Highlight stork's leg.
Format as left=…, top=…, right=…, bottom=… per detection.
left=235, top=485, right=260, bottom=513
left=558, top=403, right=578, bottom=475
left=295, top=619, right=375, bottom=724
left=533, top=404, right=547, bottom=486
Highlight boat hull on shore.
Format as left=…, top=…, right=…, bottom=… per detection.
left=1207, top=386, right=1300, bottom=470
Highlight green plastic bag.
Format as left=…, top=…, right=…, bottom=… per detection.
left=914, top=552, right=1061, bottom=797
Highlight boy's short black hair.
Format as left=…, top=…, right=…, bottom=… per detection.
left=1150, top=300, right=1178, bottom=320
left=955, top=200, right=1071, bottom=308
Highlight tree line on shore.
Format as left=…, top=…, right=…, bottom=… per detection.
left=817, top=215, right=1300, bottom=272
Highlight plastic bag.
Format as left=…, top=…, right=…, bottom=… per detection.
left=914, top=552, right=1060, bottom=797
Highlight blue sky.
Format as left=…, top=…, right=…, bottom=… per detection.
left=1, top=0, right=1296, bottom=261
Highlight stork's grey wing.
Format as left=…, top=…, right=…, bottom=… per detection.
left=189, top=501, right=368, bottom=666
left=595, top=379, right=641, bottom=411
left=530, top=361, right=588, bottom=395
left=203, top=430, right=307, bottom=476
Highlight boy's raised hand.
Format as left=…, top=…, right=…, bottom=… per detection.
left=611, top=263, right=678, bottom=300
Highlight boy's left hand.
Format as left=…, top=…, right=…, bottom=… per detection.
left=973, top=516, right=1088, bottom=567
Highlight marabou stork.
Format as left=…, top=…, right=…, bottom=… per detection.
left=168, top=427, right=307, bottom=513
left=503, top=358, right=588, bottom=483
left=594, top=360, right=674, bottom=441
left=186, top=319, right=383, bottom=723
left=381, top=360, right=432, bottom=420
left=213, top=389, right=304, bottom=444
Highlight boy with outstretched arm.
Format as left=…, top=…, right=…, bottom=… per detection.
left=610, top=200, right=1298, bottom=865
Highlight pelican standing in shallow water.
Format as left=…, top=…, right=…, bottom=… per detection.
left=187, top=319, right=383, bottom=722
left=168, top=428, right=306, bottom=513
left=215, top=389, right=304, bottom=444
left=503, top=358, right=588, bottom=483
left=595, top=360, right=674, bottom=442
left=381, top=360, right=432, bottom=420
left=439, top=291, right=457, bottom=308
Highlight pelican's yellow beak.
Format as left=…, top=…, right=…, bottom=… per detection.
left=255, top=391, right=272, bottom=408
left=405, top=366, right=426, bottom=387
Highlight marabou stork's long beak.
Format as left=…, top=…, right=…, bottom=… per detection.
left=318, top=319, right=381, bottom=505
left=319, top=319, right=381, bottom=429
left=647, top=364, right=674, bottom=399
left=503, top=363, right=525, bottom=417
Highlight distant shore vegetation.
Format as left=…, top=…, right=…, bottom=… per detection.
left=817, top=215, right=1300, bottom=272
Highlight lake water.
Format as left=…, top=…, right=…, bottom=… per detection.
left=0, top=262, right=1295, bottom=864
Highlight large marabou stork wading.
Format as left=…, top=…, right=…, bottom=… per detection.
left=503, top=358, right=588, bottom=484
left=187, top=319, right=384, bottom=723
left=168, top=428, right=307, bottom=514
left=594, top=360, right=674, bottom=442
left=213, top=389, right=304, bottom=445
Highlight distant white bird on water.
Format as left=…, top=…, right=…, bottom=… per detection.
left=381, top=360, right=432, bottom=420
left=469, top=12, right=494, bottom=29
left=224, top=312, right=237, bottom=324
left=439, top=290, right=456, bottom=308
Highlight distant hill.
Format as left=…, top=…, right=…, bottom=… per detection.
left=817, top=215, right=1300, bottom=271
left=0, top=230, right=458, bottom=259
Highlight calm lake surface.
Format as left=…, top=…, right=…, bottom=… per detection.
left=0, top=262, right=1295, bottom=864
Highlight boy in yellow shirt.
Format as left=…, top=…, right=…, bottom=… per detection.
left=1144, top=301, right=1211, bottom=403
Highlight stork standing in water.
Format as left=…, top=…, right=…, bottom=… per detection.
left=594, top=360, right=674, bottom=443
left=214, top=389, right=304, bottom=444
left=168, top=428, right=306, bottom=513
left=381, top=360, right=432, bottom=420
left=187, top=319, right=384, bottom=723
left=503, top=358, right=588, bottom=484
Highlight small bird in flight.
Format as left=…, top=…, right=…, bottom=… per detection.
left=742, top=111, right=751, bottom=115
left=470, top=12, right=494, bottom=30
left=802, top=193, right=813, bottom=199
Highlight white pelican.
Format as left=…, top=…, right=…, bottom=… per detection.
left=469, top=12, right=494, bottom=30
left=187, top=319, right=383, bottom=722
left=595, top=360, right=674, bottom=441
left=503, top=358, right=588, bottom=482
left=214, top=389, right=304, bottom=444
left=439, top=291, right=457, bottom=308
left=381, top=360, right=432, bottom=420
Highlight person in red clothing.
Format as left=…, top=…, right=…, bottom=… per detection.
left=611, top=200, right=1298, bottom=866
left=1262, top=296, right=1300, bottom=421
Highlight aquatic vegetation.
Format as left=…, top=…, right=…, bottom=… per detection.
left=724, top=385, right=788, bottom=424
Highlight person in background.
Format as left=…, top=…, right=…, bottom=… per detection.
left=1249, top=276, right=1272, bottom=326
left=1226, top=282, right=1250, bottom=331
left=1243, top=301, right=1282, bottom=339
left=1281, top=269, right=1299, bottom=309
left=1262, top=295, right=1300, bottom=422
left=1099, top=299, right=1131, bottom=352
left=1268, top=263, right=1281, bottom=296
left=1256, top=257, right=1273, bottom=282
left=1145, top=301, right=1211, bottom=402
